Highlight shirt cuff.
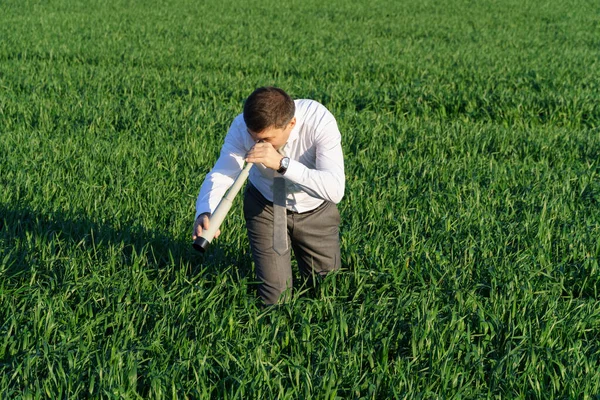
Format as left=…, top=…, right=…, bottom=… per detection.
left=195, top=206, right=211, bottom=220
left=281, top=159, right=304, bottom=182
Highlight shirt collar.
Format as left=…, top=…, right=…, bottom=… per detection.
left=282, top=116, right=300, bottom=152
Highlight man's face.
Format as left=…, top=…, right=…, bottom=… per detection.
left=247, top=117, right=296, bottom=150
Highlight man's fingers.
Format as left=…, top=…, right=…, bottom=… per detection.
left=246, top=144, right=275, bottom=165
left=193, top=214, right=210, bottom=240
left=246, top=142, right=271, bottom=158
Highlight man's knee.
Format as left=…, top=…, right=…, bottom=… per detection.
left=259, top=280, right=292, bottom=305
left=296, top=247, right=341, bottom=277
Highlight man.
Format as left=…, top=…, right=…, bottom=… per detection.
left=193, top=87, right=345, bottom=305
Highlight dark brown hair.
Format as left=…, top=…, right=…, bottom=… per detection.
left=243, top=87, right=295, bottom=133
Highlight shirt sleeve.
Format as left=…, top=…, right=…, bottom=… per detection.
left=283, top=119, right=345, bottom=204
left=195, top=120, right=247, bottom=220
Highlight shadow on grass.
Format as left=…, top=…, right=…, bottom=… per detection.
left=0, top=203, right=254, bottom=283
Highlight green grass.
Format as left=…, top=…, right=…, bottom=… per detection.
left=1, top=0, right=599, bottom=398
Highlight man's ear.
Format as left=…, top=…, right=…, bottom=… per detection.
left=288, top=117, right=297, bottom=130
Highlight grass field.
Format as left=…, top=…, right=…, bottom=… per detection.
left=1, top=0, right=599, bottom=397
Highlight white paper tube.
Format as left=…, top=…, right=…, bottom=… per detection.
left=193, top=162, right=253, bottom=252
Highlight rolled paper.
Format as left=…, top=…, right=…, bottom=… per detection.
left=193, top=162, right=253, bottom=252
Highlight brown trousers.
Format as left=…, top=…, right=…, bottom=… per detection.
left=243, top=183, right=341, bottom=305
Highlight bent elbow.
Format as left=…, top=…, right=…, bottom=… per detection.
left=330, top=180, right=345, bottom=204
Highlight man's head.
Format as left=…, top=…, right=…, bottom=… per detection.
left=244, top=87, right=296, bottom=150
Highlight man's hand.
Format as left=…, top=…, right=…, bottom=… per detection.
left=245, top=142, right=283, bottom=170
left=193, top=213, right=220, bottom=241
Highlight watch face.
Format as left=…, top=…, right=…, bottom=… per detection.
left=278, top=157, right=290, bottom=173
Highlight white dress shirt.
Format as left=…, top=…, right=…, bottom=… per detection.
left=195, top=99, right=345, bottom=220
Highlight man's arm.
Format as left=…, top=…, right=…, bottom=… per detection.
left=283, top=120, right=345, bottom=204
left=195, top=120, right=247, bottom=220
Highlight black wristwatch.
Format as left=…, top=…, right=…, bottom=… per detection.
left=277, top=157, right=290, bottom=174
